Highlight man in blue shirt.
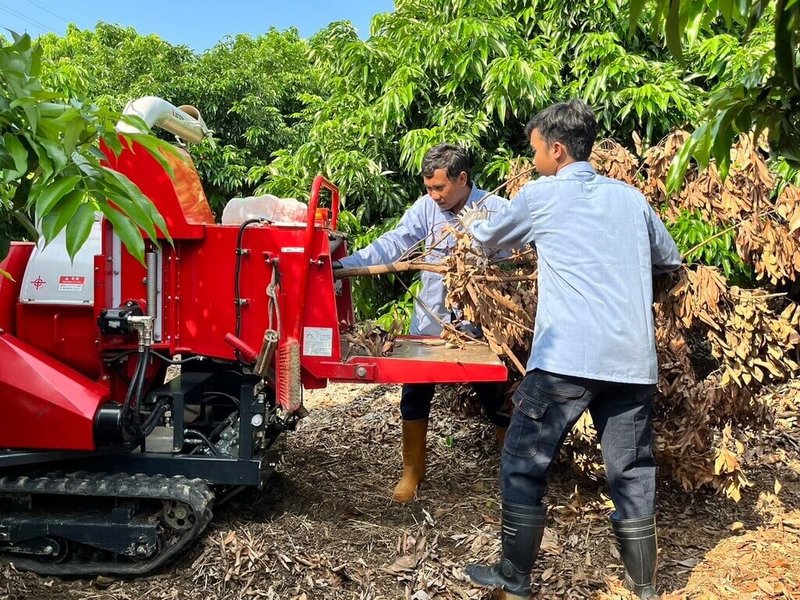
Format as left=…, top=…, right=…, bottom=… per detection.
left=335, top=144, right=511, bottom=503
left=463, top=101, right=680, bottom=600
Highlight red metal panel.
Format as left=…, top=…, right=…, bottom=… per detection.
left=0, top=242, right=34, bottom=334
left=175, top=227, right=251, bottom=358
left=0, top=332, right=109, bottom=450
left=174, top=224, right=341, bottom=360
left=15, top=304, right=101, bottom=380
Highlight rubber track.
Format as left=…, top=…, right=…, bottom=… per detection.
left=0, top=471, right=214, bottom=576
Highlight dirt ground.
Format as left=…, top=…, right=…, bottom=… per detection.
left=2, top=383, right=799, bottom=600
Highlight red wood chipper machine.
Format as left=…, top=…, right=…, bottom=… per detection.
left=0, top=97, right=506, bottom=575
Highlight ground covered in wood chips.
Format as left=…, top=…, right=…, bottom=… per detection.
left=2, top=383, right=799, bottom=600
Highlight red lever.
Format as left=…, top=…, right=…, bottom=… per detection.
left=223, top=333, right=258, bottom=363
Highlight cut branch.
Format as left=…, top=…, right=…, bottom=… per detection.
left=335, top=262, right=445, bottom=278
left=336, top=261, right=537, bottom=282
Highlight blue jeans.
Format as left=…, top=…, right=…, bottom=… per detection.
left=401, top=383, right=511, bottom=427
left=502, top=369, right=656, bottom=519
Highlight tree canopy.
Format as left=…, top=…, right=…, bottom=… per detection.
left=630, top=0, right=800, bottom=188
left=36, top=23, right=321, bottom=212
left=257, top=0, right=759, bottom=219
left=0, top=32, right=176, bottom=266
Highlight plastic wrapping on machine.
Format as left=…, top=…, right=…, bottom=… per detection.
left=221, top=194, right=307, bottom=225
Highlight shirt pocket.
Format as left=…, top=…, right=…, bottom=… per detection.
left=427, top=225, right=453, bottom=255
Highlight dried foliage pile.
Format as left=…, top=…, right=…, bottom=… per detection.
left=441, top=132, right=800, bottom=501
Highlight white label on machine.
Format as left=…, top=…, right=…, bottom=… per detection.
left=58, top=275, right=86, bottom=292
left=281, top=247, right=304, bottom=253
left=303, top=327, right=333, bottom=356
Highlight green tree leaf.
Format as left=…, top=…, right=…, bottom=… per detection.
left=665, top=0, right=684, bottom=64
left=98, top=203, right=145, bottom=264
left=775, top=0, right=800, bottom=89
left=2, top=133, right=28, bottom=176
left=629, top=0, right=648, bottom=35
left=65, top=202, right=96, bottom=260
left=40, top=189, right=84, bottom=242
left=33, top=174, right=81, bottom=219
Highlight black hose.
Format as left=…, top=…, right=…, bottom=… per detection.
left=121, top=346, right=150, bottom=437
left=121, top=350, right=146, bottom=434
left=184, top=429, right=221, bottom=456
left=139, top=398, right=169, bottom=439
left=104, top=350, right=137, bottom=364
left=208, top=411, right=239, bottom=441
left=201, top=391, right=240, bottom=407
left=234, top=218, right=266, bottom=340
left=130, top=346, right=151, bottom=431
left=106, top=350, right=203, bottom=366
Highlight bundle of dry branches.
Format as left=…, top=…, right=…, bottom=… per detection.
left=440, top=132, right=800, bottom=501
left=441, top=231, right=537, bottom=375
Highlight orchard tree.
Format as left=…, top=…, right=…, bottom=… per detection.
left=37, top=24, right=321, bottom=213
left=38, top=22, right=192, bottom=106
left=174, top=29, right=321, bottom=210
left=630, top=0, right=800, bottom=189
left=257, top=0, right=718, bottom=221
left=1, top=32, right=176, bottom=266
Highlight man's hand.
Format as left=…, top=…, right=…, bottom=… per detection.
left=455, top=320, right=483, bottom=339
left=459, top=206, right=488, bottom=229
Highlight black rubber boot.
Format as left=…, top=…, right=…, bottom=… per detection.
left=611, top=515, right=660, bottom=600
left=464, top=503, right=547, bottom=599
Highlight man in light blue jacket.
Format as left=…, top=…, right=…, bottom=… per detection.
left=335, top=143, right=511, bottom=503
left=462, top=101, right=680, bottom=600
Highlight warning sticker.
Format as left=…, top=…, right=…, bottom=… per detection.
left=58, top=275, right=86, bottom=292
left=303, top=327, right=333, bottom=357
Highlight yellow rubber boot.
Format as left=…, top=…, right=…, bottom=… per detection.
left=392, top=419, right=428, bottom=502
left=502, top=592, right=530, bottom=600
left=495, top=425, right=508, bottom=447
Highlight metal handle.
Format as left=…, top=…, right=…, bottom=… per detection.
left=293, top=175, right=340, bottom=341
left=307, top=175, right=340, bottom=231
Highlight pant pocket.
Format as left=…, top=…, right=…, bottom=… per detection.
left=505, top=389, right=548, bottom=459
left=633, top=410, right=654, bottom=462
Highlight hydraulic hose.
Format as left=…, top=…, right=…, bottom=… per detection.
left=121, top=346, right=151, bottom=437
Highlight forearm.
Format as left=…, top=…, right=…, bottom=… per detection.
left=339, top=236, right=408, bottom=268
left=469, top=194, right=533, bottom=248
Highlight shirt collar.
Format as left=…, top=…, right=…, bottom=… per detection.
left=440, top=182, right=484, bottom=215
left=464, top=183, right=484, bottom=207
left=556, top=161, right=595, bottom=177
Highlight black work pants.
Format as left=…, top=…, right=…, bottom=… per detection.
left=501, top=369, right=656, bottom=519
left=401, top=383, right=511, bottom=427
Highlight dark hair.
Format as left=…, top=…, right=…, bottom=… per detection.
left=421, top=143, right=471, bottom=180
left=524, top=100, right=598, bottom=161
